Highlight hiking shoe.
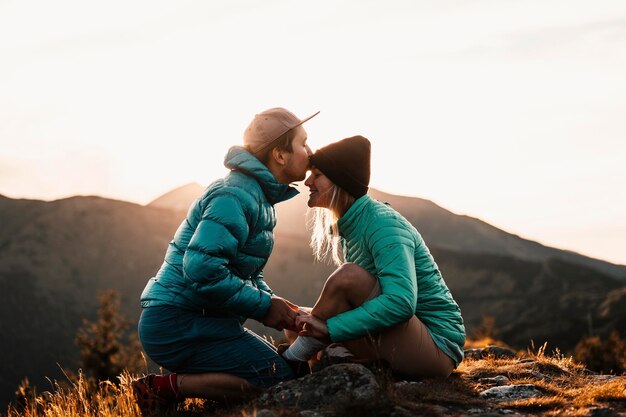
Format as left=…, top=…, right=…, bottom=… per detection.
left=131, top=375, right=176, bottom=416
left=311, top=344, right=357, bottom=372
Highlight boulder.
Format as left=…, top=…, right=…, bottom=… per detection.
left=465, top=345, right=517, bottom=360
left=257, top=363, right=383, bottom=410
left=480, top=384, right=542, bottom=402
left=255, top=410, right=278, bottom=417
left=479, top=375, right=510, bottom=385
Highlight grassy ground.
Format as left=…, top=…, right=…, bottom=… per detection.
left=6, top=346, right=626, bottom=417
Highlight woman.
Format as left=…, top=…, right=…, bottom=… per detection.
left=282, top=135, right=465, bottom=378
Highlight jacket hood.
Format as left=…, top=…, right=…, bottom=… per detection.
left=224, top=146, right=299, bottom=205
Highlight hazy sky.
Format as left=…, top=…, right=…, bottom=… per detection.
left=1, top=0, right=625, bottom=265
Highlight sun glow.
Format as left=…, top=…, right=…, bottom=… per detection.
left=1, top=0, right=626, bottom=264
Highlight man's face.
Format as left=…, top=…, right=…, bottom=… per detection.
left=282, top=125, right=312, bottom=182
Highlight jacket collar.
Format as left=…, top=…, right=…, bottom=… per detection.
left=224, top=146, right=299, bottom=205
left=337, top=194, right=371, bottom=238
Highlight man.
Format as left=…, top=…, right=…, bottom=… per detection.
left=133, top=107, right=318, bottom=415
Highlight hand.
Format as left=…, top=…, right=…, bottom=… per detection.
left=262, top=296, right=298, bottom=331
left=296, top=313, right=331, bottom=343
left=295, top=306, right=313, bottom=315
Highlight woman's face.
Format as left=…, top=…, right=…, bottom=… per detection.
left=304, top=168, right=335, bottom=208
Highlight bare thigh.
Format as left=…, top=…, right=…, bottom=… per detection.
left=341, top=280, right=455, bottom=379
left=344, top=316, right=454, bottom=378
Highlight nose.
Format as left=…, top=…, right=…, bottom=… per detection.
left=305, top=145, right=312, bottom=156
left=304, top=172, right=313, bottom=187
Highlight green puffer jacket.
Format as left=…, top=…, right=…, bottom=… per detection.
left=140, top=146, right=298, bottom=321
left=327, top=195, right=466, bottom=365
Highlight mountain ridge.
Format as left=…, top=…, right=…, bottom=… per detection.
left=147, top=183, right=626, bottom=281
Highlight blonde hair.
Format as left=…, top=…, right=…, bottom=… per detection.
left=308, top=185, right=355, bottom=266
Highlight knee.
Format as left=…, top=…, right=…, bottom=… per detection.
left=325, top=263, right=371, bottom=294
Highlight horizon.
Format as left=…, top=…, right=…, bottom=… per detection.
left=1, top=1, right=625, bottom=265
left=1, top=180, right=625, bottom=268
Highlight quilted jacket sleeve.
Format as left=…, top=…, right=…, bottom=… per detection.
left=253, top=272, right=274, bottom=296
left=327, top=221, right=417, bottom=342
left=182, top=192, right=271, bottom=320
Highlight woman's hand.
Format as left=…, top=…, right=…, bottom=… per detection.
left=296, top=313, right=331, bottom=343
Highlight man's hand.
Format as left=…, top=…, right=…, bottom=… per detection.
left=262, top=296, right=298, bottom=331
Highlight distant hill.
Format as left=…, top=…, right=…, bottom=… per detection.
left=148, top=183, right=203, bottom=212
left=0, top=188, right=624, bottom=407
left=149, top=183, right=626, bottom=281
left=0, top=195, right=182, bottom=407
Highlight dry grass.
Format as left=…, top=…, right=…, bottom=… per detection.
left=5, top=346, right=626, bottom=417
left=6, top=372, right=140, bottom=417
left=453, top=343, right=626, bottom=415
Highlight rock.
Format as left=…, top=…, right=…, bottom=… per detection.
left=464, top=348, right=483, bottom=360
left=299, top=411, right=324, bottom=417
left=257, top=363, right=383, bottom=410
left=394, top=380, right=423, bottom=390
left=481, top=346, right=517, bottom=359
left=587, top=407, right=621, bottom=417
left=479, top=375, right=509, bottom=385
left=480, top=384, right=542, bottom=401
left=517, top=360, right=570, bottom=377
left=591, top=375, right=620, bottom=381
left=461, top=410, right=522, bottom=417
left=464, top=345, right=516, bottom=360
left=430, top=405, right=450, bottom=414
left=389, top=405, right=414, bottom=417
left=530, top=370, right=549, bottom=380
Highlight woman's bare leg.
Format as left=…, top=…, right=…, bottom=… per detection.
left=342, top=316, right=455, bottom=377
left=310, top=263, right=377, bottom=320
left=306, top=263, right=454, bottom=377
left=281, top=264, right=376, bottom=362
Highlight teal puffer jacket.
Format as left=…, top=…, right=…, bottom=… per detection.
left=327, top=195, right=466, bottom=365
left=140, top=146, right=298, bottom=321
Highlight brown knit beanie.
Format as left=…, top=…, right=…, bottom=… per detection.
left=309, top=135, right=371, bottom=198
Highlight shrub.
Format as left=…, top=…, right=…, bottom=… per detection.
left=75, top=290, right=144, bottom=382
left=573, top=329, right=626, bottom=374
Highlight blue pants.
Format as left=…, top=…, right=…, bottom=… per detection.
left=138, top=306, right=295, bottom=387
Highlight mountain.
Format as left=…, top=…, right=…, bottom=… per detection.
left=0, top=194, right=183, bottom=407
left=149, top=183, right=626, bottom=281
left=146, top=183, right=626, bottom=347
left=0, top=188, right=624, bottom=407
left=148, top=183, right=203, bottom=212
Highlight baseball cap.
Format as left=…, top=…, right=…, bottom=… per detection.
left=244, top=107, right=319, bottom=154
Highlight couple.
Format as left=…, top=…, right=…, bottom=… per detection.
left=132, top=107, right=465, bottom=414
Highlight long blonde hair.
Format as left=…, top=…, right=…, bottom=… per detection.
left=308, top=185, right=355, bottom=266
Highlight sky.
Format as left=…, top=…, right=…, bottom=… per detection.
left=1, top=0, right=625, bottom=265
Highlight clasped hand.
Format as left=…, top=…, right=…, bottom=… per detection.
left=262, top=297, right=330, bottom=343
left=262, top=296, right=300, bottom=331
left=295, top=311, right=331, bottom=343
